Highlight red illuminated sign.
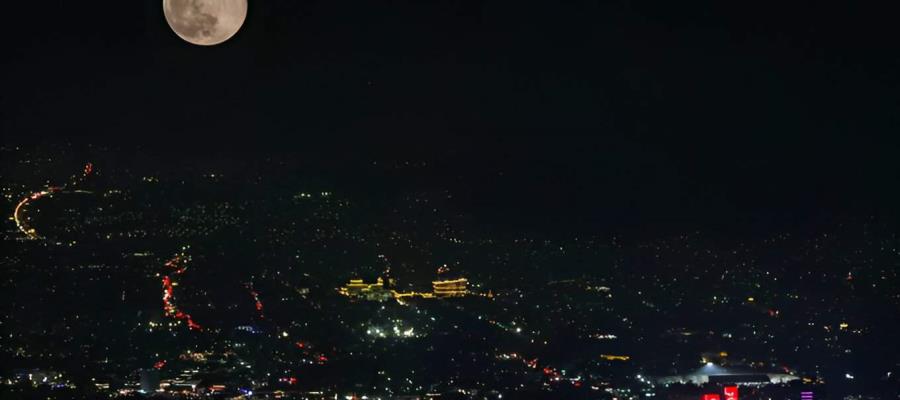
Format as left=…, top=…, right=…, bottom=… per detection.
left=702, top=395, right=721, bottom=400
left=724, top=386, right=738, bottom=400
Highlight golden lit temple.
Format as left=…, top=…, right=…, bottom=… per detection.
left=338, top=277, right=393, bottom=301
left=338, top=276, right=471, bottom=301
left=432, top=278, right=468, bottom=298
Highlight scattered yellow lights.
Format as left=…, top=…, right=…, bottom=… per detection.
left=839, top=322, right=849, bottom=330
left=719, top=352, right=728, bottom=357
left=600, top=354, right=631, bottom=361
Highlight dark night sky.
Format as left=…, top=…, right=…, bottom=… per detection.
left=2, top=1, right=899, bottom=235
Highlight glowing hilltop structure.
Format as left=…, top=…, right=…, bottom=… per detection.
left=432, top=278, right=468, bottom=298
left=338, top=277, right=394, bottom=302
left=338, top=275, right=471, bottom=301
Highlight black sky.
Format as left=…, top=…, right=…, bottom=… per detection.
left=2, top=1, right=899, bottom=235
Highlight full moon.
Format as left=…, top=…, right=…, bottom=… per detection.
left=163, top=0, right=248, bottom=46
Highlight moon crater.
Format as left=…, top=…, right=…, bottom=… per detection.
left=163, top=0, right=247, bottom=46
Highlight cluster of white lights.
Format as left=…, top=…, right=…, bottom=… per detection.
left=366, top=325, right=416, bottom=338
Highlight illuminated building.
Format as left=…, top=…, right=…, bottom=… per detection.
left=166, top=379, right=201, bottom=393
left=432, top=278, right=468, bottom=297
left=140, top=369, right=160, bottom=393
left=338, top=277, right=393, bottom=301
left=340, top=276, right=473, bottom=301
left=656, top=364, right=798, bottom=385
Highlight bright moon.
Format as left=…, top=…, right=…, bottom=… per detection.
left=163, top=0, right=248, bottom=46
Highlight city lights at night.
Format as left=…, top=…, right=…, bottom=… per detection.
left=1, top=0, right=899, bottom=399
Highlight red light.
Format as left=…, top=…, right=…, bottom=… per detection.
left=724, top=386, right=738, bottom=400
left=160, top=253, right=202, bottom=331
left=187, top=319, right=202, bottom=330
left=280, top=377, right=298, bottom=385
left=246, top=285, right=265, bottom=318
left=702, top=394, right=721, bottom=400
left=153, top=360, right=166, bottom=370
